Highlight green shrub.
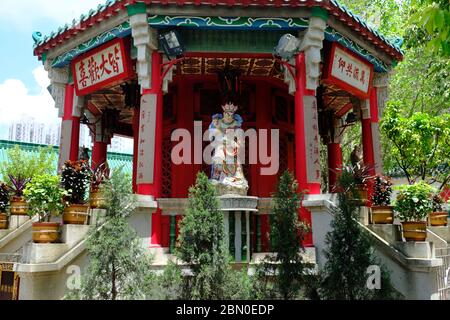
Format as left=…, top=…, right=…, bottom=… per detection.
left=394, top=182, right=435, bottom=222
left=24, top=174, right=67, bottom=222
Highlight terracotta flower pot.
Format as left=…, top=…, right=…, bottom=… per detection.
left=0, top=213, right=8, bottom=229
left=32, top=222, right=60, bottom=244
left=63, top=204, right=90, bottom=225
left=429, top=212, right=448, bottom=227
left=90, top=189, right=108, bottom=209
left=371, top=206, right=394, bottom=224
left=10, top=197, right=28, bottom=216
left=401, top=221, right=427, bottom=242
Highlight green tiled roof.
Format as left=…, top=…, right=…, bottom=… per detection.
left=0, top=140, right=133, bottom=179
left=33, top=0, right=403, bottom=61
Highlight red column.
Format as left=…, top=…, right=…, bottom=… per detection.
left=63, top=84, right=80, bottom=161
left=294, top=53, right=321, bottom=247
left=327, top=143, right=343, bottom=192
left=92, top=142, right=108, bottom=169
left=137, top=51, right=164, bottom=247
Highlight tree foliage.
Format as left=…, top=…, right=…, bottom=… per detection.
left=381, top=106, right=450, bottom=188
left=256, top=171, right=312, bottom=300
left=319, top=169, right=399, bottom=300
left=68, top=168, right=153, bottom=300
left=169, top=172, right=253, bottom=300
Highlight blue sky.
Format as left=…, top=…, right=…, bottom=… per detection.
left=0, top=0, right=105, bottom=130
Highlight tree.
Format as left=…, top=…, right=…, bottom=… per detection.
left=409, top=0, right=450, bottom=57
left=256, top=171, right=312, bottom=300
left=68, top=168, right=153, bottom=300
left=319, top=169, right=398, bottom=300
left=172, top=171, right=253, bottom=300
left=381, top=106, right=450, bottom=189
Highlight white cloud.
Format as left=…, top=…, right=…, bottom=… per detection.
left=0, top=0, right=106, bottom=32
left=0, top=66, right=59, bottom=125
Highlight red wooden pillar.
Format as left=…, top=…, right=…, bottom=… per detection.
left=327, top=143, right=343, bottom=192
left=137, top=51, right=164, bottom=247
left=132, top=106, right=140, bottom=193
left=60, top=84, right=80, bottom=165
left=294, top=53, right=321, bottom=247
left=92, top=142, right=108, bottom=169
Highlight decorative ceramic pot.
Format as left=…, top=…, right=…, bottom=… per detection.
left=63, top=204, right=89, bottom=225
left=371, top=206, right=394, bottom=224
left=90, top=188, right=107, bottom=209
left=10, top=197, right=28, bottom=216
left=401, top=221, right=427, bottom=242
left=429, top=212, right=448, bottom=227
left=32, top=222, right=60, bottom=243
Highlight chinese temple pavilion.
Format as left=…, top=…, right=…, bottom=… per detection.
left=32, top=0, right=402, bottom=252
left=6, top=0, right=445, bottom=300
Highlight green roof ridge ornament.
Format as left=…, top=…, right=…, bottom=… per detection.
left=127, top=2, right=147, bottom=16
left=311, top=7, right=329, bottom=21
left=32, top=31, right=43, bottom=45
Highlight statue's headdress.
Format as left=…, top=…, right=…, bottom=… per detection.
left=222, top=102, right=238, bottom=113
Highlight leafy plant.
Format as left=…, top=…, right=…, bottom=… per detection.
left=8, top=175, right=31, bottom=199
left=90, top=162, right=110, bottom=191
left=432, top=193, right=444, bottom=212
left=394, top=182, right=435, bottom=222
left=23, top=174, right=67, bottom=222
left=371, top=175, right=393, bottom=206
left=0, top=145, right=56, bottom=181
left=0, top=183, right=9, bottom=213
left=350, top=164, right=375, bottom=187
left=61, top=160, right=91, bottom=205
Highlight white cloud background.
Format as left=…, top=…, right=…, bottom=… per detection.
left=0, top=66, right=58, bottom=125
left=0, top=0, right=106, bottom=31
left=0, top=0, right=105, bottom=126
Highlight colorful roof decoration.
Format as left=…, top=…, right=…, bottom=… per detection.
left=0, top=140, right=133, bottom=178
left=33, top=0, right=403, bottom=62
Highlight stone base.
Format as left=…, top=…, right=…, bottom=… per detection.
left=368, top=224, right=402, bottom=245
left=358, top=207, right=370, bottom=225
left=428, top=224, right=450, bottom=242
left=61, top=225, right=90, bottom=247
left=393, top=241, right=435, bottom=259
left=28, top=243, right=69, bottom=264
left=8, top=215, right=31, bottom=229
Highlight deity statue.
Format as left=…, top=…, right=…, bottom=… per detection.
left=209, top=102, right=249, bottom=196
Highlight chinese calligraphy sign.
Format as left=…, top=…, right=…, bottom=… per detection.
left=72, top=38, right=132, bottom=96
left=137, top=95, right=157, bottom=185
left=324, top=43, right=374, bottom=99
left=303, top=96, right=321, bottom=184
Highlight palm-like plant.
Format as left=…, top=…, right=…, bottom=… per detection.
left=8, top=175, right=31, bottom=199
left=91, top=162, right=110, bottom=192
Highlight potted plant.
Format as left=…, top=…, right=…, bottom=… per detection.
left=429, top=193, right=448, bottom=227
left=23, top=174, right=67, bottom=243
left=348, top=165, right=374, bottom=205
left=61, top=160, right=92, bottom=225
left=370, top=175, right=394, bottom=224
left=89, top=162, right=110, bottom=209
left=8, top=175, right=31, bottom=216
left=395, top=182, right=434, bottom=242
left=0, top=183, right=9, bottom=229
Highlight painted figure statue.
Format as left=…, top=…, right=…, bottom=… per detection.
left=209, top=102, right=249, bottom=196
